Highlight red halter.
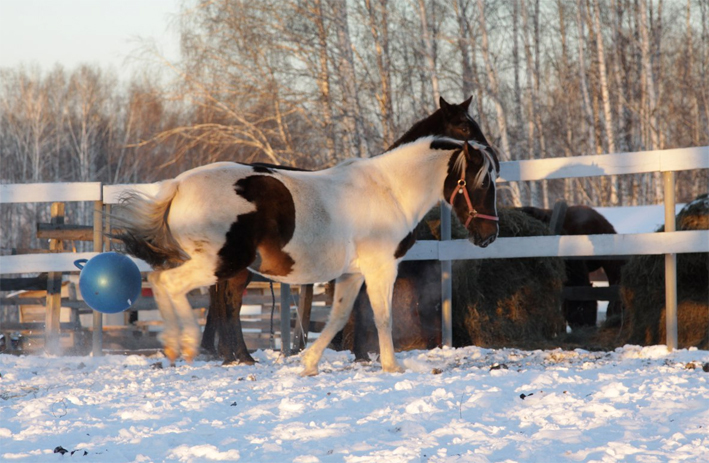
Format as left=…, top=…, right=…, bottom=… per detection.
left=449, top=167, right=499, bottom=228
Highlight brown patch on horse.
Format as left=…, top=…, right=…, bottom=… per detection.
left=215, top=175, right=296, bottom=279
left=394, top=231, right=416, bottom=258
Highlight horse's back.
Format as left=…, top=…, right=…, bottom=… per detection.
left=167, top=161, right=354, bottom=283
left=168, top=163, right=257, bottom=249
left=565, top=206, right=616, bottom=235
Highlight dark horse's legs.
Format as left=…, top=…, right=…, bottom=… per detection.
left=563, top=261, right=597, bottom=328
left=599, top=259, right=624, bottom=321
left=201, top=269, right=255, bottom=365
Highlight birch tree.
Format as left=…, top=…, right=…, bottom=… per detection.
left=476, top=0, right=521, bottom=206
left=591, top=0, right=619, bottom=205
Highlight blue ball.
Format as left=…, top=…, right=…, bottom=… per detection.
left=75, top=252, right=142, bottom=314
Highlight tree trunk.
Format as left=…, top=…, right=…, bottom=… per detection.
left=313, top=0, right=337, bottom=159
left=521, top=0, right=538, bottom=206
left=365, top=0, right=394, bottom=149
left=332, top=0, right=367, bottom=158
left=557, top=0, right=575, bottom=202
left=611, top=0, right=631, bottom=204
left=454, top=0, right=474, bottom=99
left=418, top=0, right=440, bottom=107
left=476, top=0, right=521, bottom=206
left=575, top=0, right=599, bottom=156
left=591, top=0, right=619, bottom=205
left=638, top=0, right=661, bottom=202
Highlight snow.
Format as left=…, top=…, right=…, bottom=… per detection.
left=2, top=345, right=708, bottom=462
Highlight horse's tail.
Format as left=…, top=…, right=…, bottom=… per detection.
left=115, top=180, right=188, bottom=268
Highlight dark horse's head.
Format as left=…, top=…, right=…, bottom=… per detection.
left=390, top=96, right=500, bottom=248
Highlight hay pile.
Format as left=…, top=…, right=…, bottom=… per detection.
left=620, top=194, right=709, bottom=348
left=419, top=207, right=566, bottom=349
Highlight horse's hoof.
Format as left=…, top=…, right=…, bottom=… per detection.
left=299, top=367, right=318, bottom=377
left=164, top=346, right=179, bottom=366
left=383, top=364, right=405, bottom=374
left=183, top=347, right=198, bottom=364
left=222, top=357, right=257, bottom=366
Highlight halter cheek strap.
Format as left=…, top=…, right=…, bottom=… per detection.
left=449, top=172, right=499, bottom=228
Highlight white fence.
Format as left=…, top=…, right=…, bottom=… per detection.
left=1, top=146, right=708, bottom=352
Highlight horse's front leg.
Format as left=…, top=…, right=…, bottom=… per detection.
left=300, top=273, right=364, bottom=376
left=362, top=263, right=404, bottom=373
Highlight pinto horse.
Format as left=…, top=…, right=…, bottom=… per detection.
left=117, top=97, right=499, bottom=375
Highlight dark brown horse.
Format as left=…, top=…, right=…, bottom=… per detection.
left=519, top=205, right=624, bottom=327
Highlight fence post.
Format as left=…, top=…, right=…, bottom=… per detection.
left=293, top=284, right=314, bottom=353
left=440, top=200, right=453, bottom=348
left=92, top=199, right=104, bottom=357
left=280, top=283, right=291, bottom=356
left=45, top=202, right=65, bottom=355
left=663, top=171, right=678, bottom=350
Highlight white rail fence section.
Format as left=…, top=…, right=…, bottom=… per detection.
left=1, top=146, right=708, bottom=354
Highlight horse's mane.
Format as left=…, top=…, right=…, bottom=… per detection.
left=387, top=109, right=445, bottom=151
left=247, top=162, right=310, bottom=172
left=451, top=145, right=494, bottom=190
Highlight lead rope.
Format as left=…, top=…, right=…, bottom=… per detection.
left=269, top=281, right=276, bottom=349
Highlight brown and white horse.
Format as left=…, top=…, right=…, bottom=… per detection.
left=117, top=97, right=499, bottom=375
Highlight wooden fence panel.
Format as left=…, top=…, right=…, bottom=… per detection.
left=0, top=182, right=102, bottom=203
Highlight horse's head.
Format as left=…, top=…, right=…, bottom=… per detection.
left=438, top=97, right=500, bottom=248
left=388, top=96, right=500, bottom=247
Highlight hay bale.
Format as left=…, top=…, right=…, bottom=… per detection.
left=421, top=207, right=566, bottom=348
left=620, top=194, right=709, bottom=348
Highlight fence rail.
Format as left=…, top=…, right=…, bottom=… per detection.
left=1, top=145, right=708, bottom=354
left=406, top=230, right=709, bottom=261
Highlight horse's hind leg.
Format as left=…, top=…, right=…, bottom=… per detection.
left=201, top=283, right=225, bottom=357
left=148, top=270, right=181, bottom=364
left=152, top=258, right=218, bottom=363
left=301, top=273, right=364, bottom=376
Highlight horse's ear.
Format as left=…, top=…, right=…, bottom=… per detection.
left=439, top=97, right=452, bottom=114
left=461, top=96, right=473, bottom=109
left=489, top=146, right=501, bottom=172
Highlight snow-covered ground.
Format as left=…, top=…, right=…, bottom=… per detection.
left=2, top=345, right=708, bottom=462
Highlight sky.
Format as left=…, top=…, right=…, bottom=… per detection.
left=0, top=0, right=181, bottom=77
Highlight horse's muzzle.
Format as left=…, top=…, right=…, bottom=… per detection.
left=469, top=224, right=498, bottom=248
left=470, top=233, right=497, bottom=248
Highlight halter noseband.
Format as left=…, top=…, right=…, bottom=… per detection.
left=449, top=142, right=499, bottom=228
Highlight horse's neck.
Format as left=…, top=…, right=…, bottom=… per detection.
left=373, top=143, right=450, bottom=227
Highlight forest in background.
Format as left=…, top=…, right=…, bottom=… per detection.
left=1, top=0, right=708, bottom=252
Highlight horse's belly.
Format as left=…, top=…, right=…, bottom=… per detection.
left=250, top=242, right=352, bottom=284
